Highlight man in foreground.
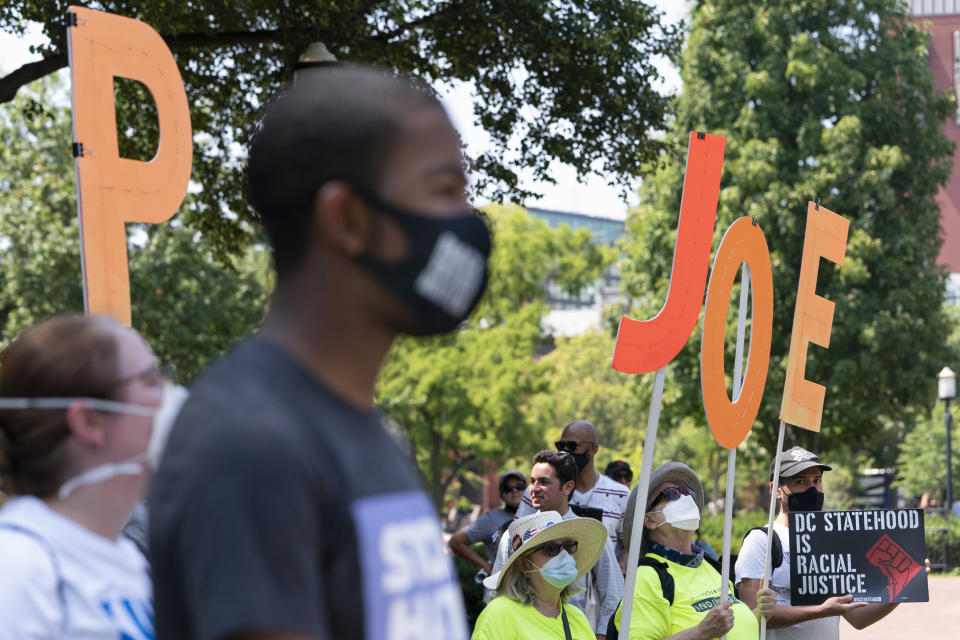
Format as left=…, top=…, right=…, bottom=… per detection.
left=150, top=66, right=490, bottom=640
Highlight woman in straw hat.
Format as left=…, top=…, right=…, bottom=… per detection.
left=473, top=510, right=608, bottom=639
left=0, top=315, right=187, bottom=639
left=609, top=462, right=775, bottom=640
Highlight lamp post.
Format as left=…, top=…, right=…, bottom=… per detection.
left=939, top=367, right=956, bottom=516
left=292, top=42, right=339, bottom=86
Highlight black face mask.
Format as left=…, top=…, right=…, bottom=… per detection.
left=354, top=189, right=491, bottom=336
left=571, top=452, right=590, bottom=472
left=786, top=485, right=824, bottom=512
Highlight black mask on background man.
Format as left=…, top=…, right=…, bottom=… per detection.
left=786, top=485, right=824, bottom=512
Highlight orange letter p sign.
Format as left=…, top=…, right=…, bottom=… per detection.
left=67, top=5, right=192, bottom=324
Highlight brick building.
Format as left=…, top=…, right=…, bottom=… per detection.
left=911, top=0, right=960, bottom=301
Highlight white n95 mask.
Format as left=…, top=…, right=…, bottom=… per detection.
left=652, top=494, right=701, bottom=531
left=0, top=383, right=189, bottom=499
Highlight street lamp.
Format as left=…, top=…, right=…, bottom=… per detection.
left=292, top=42, right=339, bottom=86
left=939, top=366, right=956, bottom=516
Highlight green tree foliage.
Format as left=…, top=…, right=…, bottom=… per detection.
left=0, top=78, right=270, bottom=381
left=376, top=205, right=613, bottom=510
left=528, top=330, right=652, bottom=465
left=621, top=0, right=955, bottom=463
left=895, top=305, right=960, bottom=504
left=1, top=1, right=680, bottom=258
left=895, top=400, right=960, bottom=505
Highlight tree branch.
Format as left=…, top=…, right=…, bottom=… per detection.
left=0, top=54, right=68, bottom=104
left=0, top=28, right=289, bottom=106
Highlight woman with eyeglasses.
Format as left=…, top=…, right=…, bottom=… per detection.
left=0, top=315, right=187, bottom=639
left=473, top=510, right=608, bottom=639
left=609, top=462, right=776, bottom=640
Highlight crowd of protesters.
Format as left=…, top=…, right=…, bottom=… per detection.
left=0, top=63, right=926, bottom=640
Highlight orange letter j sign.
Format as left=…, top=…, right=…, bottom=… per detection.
left=611, top=132, right=726, bottom=374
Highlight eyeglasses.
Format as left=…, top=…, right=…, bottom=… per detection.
left=554, top=440, right=595, bottom=453
left=503, top=483, right=526, bottom=493
left=612, top=473, right=632, bottom=483
left=530, top=540, right=578, bottom=557
left=653, top=486, right=697, bottom=504
left=112, top=363, right=175, bottom=390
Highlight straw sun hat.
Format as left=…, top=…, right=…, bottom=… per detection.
left=483, top=510, right=607, bottom=590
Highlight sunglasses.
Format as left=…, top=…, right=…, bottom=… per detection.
left=612, top=473, right=632, bottom=483
left=554, top=440, right=595, bottom=453
left=654, top=486, right=697, bottom=504
left=530, top=540, right=578, bottom=557
left=503, top=483, right=526, bottom=493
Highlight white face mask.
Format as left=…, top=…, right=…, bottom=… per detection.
left=651, top=494, right=701, bottom=531
left=0, top=383, right=189, bottom=499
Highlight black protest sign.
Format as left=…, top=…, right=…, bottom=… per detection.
left=788, top=509, right=928, bottom=605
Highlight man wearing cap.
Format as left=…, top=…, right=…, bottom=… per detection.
left=735, top=446, right=900, bottom=639
left=518, top=421, right=629, bottom=552
left=449, top=470, right=526, bottom=576
left=490, top=450, right=623, bottom=638
left=605, top=460, right=633, bottom=488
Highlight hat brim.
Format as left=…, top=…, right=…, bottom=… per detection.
left=779, top=460, right=832, bottom=478
left=483, top=517, right=607, bottom=591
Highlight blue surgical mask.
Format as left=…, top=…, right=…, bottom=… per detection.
left=525, top=549, right=579, bottom=588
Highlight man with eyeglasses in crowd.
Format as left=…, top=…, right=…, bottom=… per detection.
left=449, top=470, right=526, bottom=578
left=488, top=450, right=623, bottom=639
left=517, top=421, right=629, bottom=554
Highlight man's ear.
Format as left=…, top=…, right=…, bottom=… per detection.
left=562, top=480, right=575, bottom=499
left=65, top=401, right=106, bottom=446
left=312, top=182, right=373, bottom=257
left=643, top=511, right=658, bottom=529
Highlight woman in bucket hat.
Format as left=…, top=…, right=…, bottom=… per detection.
left=473, top=510, right=607, bottom=639
left=609, top=462, right=776, bottom=640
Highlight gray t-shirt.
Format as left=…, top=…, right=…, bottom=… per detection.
left=149, top=338, right=468, bottom=640
left=462, top=508, right=513, bottom=560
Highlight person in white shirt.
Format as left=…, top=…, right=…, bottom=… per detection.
left=517, top=420, right=629, bottom=550
left=0, top=314, right=183, bottom=639
left=735, top=446, right=899, bottom=640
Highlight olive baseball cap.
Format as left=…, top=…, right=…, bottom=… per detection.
left=770, top=446, right=832, bottom=480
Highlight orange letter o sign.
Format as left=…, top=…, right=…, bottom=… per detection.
left=700, top=217, right=773, bottom=449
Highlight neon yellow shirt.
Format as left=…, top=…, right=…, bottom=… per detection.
left=472, top=595, right=595, bottom=640
left=614, top=553, right=759, bottom=640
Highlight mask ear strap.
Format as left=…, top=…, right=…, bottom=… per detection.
left=57, top=455, right=147, bottom=500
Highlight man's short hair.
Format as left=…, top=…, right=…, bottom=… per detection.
left=532, top=450, right=578, bottom=493
left=246, top=65, right=445, bottom=274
